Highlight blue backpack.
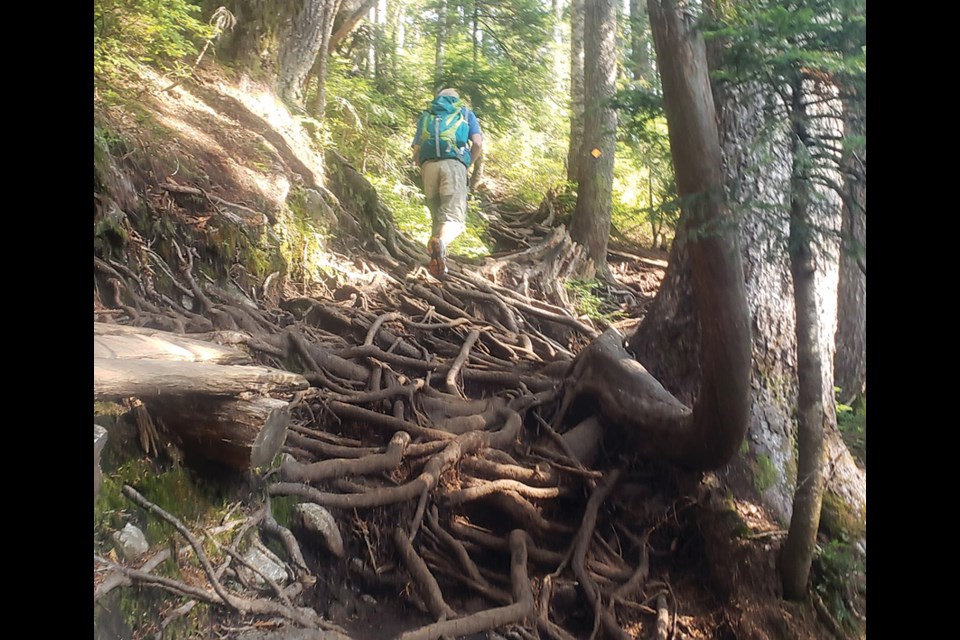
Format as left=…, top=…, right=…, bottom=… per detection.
left=416, top=95, right=472, bottom=167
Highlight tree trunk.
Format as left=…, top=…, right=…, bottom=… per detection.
left=566, top=0, right=584, bottom=182
left=94, top=323, right=252, bottom=365
left=152, top=395, right=292, bottom=470
left=277, top=0, right=337, bottom=106
left=833, top=84, right=866, bottom=406
left=328, top=0, right=378, bottom=53
left=561, top=0, right=750, bottom=471
left=94, top=358, right=308, bottom=400
left=626, top=228, right=699, bottom=400
left=93, top=355, right=302, bottom=470
left=629, top=0, right=652, bottom=85
left=569, top=0, right=617, bottom=278
left=388, top=0, right=405, bottom=83
left=472, top=0, right=480, bottom=73
left=781, top=76, right=827, bottom=600
left=552, top=0, right=566, bottom=96
left=307, top=0, right=342, bottom=118
left=645, top=0, right=751, bottom=468
left=435, top=0, right=447, bottom=91
left=631, top=7, right=865, bottom=529
left=373, top=0, right=387, bottom=90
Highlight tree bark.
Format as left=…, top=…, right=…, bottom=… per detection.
left=645, top=0, right=752, bottom=468
left=631, top=8, right=865, bottom=528
left=629, top=0, right=653, bottom=85
left=562, top=0, right=750, bottom=471
left=566, top=0, right=584, bottom=182
left=94, top=358, right=308, bottom=400
left=328, top=0, right=378, bottom=53
left=277, top=0, right=337, bottom=106
left=94, top=323, right=252, bottom=365
left=833, top=83, right=866, bottom=406
left=781, top=75, right=828, bottom=599
left=152, top=395, right=292, bottom=470
left=569, top=0, right=617, bottom=278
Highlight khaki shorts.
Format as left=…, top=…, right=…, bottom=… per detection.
left=421, top=159, right=468, bottom=234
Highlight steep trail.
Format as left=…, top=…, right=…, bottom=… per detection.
left=94, top=65, right=846, bottom=640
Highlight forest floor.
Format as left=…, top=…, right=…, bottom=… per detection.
left=94, top=63, right=865, bottom=640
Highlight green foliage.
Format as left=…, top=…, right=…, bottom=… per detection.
left=706, top=0, right=865, bottom=88
left=94, top=0, right=212, bottom=79
left=452, top=198, right=492, bottom=258
left=611, top=88, right=678, bottom=247
left=94, top=460, right=221, bottom=547
left=564, top=279, right=625, bottom=322
left=94, top=455, right=230, bottom=638
left=335, top=0, right=571, bottom=210
left=318, top=0, right=571, bottom=249
left=813, top=539, right=865, bottom=635
left=836, top=389, right=866, bottom=468
left=488, top=123, right=568, bottom=209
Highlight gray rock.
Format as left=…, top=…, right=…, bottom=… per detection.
left=94, top=424, right=108, bottom=498
left=241, top=545, right=290, bottom=587
left=112, top=523, right=149, bottom=561
left=293, top=503, right=344, bottom=558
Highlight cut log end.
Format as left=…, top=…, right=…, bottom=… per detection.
left=250, top=406, right=291, bottom=469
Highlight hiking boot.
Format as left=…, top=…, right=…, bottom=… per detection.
left=427, top=236, right=448, bottom=279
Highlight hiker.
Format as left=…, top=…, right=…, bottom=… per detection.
left=411, top=88, right=483, bottom=279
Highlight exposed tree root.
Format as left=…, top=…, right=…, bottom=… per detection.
left=93, top=194, right=792, bottom=639
left=399, top=530, right=534, bottom=640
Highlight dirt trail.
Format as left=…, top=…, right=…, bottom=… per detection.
left=94, top=65, right=854, bottom=640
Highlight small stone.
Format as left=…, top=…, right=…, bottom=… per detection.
left=112, top=523, right=149, bottom=561
left=241, top=546, right=290, bottom=587
left=360, top=594, right=376, bottom=606
left=94, top=424, right=108, bottom=498
left=293, top=503, right=344, bottom=558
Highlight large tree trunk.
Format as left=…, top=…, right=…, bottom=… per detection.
left=93, top=350, right=305, bottom=470
left=307, top=0, right=343, bottom=118
left=277, top=0, right=339, bottom=106
left=388, top=0, right=405, bottom=84
left=631, top=12, right=865, bottom=528
left=566, top=0, right=584, bottom=182
left=561, top=0, right=750, bottom=472
left=569, top=0, right=617, bottom=278
left=94, top=359, right=308, bottom=400
left=223, top=0, right=339, bottom=111
left=94, top=323, right=251, bottom=365
left=646, top=0, right=751, bottom=468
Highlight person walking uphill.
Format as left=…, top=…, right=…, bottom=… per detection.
left=411, top=88, right=483, bottom=279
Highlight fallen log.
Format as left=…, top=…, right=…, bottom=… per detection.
left=146, top=395, right=292, bottom=470
left=94, top=357, right=304, bottom=470
left=94, top=358, right=308, bottom=400
left=94, top=323, right=252, bottom=364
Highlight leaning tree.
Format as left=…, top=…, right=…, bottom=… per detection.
left=561, top=0, right=751, bottom=472
left=627, top=0, right=866, bottom=586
